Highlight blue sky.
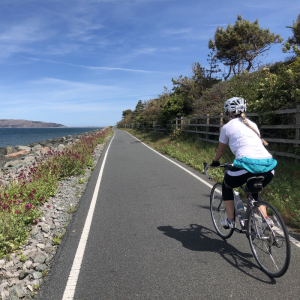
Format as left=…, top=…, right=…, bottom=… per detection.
left=0, top=0, right=299, bottom=126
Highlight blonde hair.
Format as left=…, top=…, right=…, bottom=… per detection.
left=239, top=112, right=268, bottom=146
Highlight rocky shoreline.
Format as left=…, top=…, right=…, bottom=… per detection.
left=0, top=130, right=104, bottom=180
left=0, top=128, right=110, bottom=299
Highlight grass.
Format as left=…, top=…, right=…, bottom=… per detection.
left=67, top=205, right=77, bottom=214
left=121, top=128, right=300, bottom=230
left=20, top=253, right=27, bottom=262
left=52, top=235, right=63, bottom=245
left=78, top=178, right=85, bottom=184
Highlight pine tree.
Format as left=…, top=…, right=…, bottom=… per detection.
left=209, top=15, right=282, bottom=79
left=283, top=13, right=300, bottom=56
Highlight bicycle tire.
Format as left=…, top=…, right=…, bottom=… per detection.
left=247, top=199, right=291, bottom=277
left=210, top=182, right=234, bottom=239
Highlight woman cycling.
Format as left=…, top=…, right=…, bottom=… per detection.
left=210, top=97, right=277, bottom=229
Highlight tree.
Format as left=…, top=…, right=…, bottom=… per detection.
left=161, top=94, right=185, bottom=121
left=283, top=13, right=300, bottom=56
left=122, top=109, right=133, bottom=119
left=134, top=100, right=145, bottom=114
left=209, top=15, right=283, bottom=79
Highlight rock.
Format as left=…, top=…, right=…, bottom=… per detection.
left=31, top=279, right=39, bottom=286
left=4, top=261, right=13, bottom=268
left=45, top=143, right=53, bottom=149
left=27, top=250, right=38, bottom=259
left=27, top=285, right=33, bottom=292
left=14, top=262, right=23, bottom=270
left=19, top=270, right=29, bottom=280
left=41, top=225, right=50, bottom=233
left=32, top=262, right=40, bottom=268
left=12, top=271, right=19, bottom=277
left=5, top=271, right=14, bottom=278
left=37, top=243, right=45, bottom=250
left=21, top=156, right=35, bottom=163
left=40, top=147, right=50, bottom=153
left=34, top=151, right=42, bottom=157
left=15, top=145, right=31, bottom=152
left=36, top=264, right=47, bottom=272
left=9, top=284, right=26, bottom=298
left=0, top=259, right=6, bottom=266
left=34, top=232, right=44, bottom=241
left=33, top=254, right=46, bottom=264
left=45, top=219, right=53, bottom=225
left=4, top=146, right=16, bottom=155
left=1, top=290, right=9, bottom=300
left=30, top=227, right=40, bottom=235
left=5, top=150, right=29, bottom=159
left=24, top=261, right=33, bottom=269
left=32, top=271, right=42, bottom=279
left=3, top=160, right=24, bottom=168
left=0, top=281, right=8, bottom=292
left=31, top=144, right=43, bottom=151
left=57, top=144, right=65, bottom=151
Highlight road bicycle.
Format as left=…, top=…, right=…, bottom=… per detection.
left=203, top=162, right=291, bottom=277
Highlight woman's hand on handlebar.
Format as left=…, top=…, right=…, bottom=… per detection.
left=210, top=160, right=220, bottom=167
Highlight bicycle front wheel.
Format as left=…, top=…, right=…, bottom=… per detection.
left=210, top=182, right=234, bottom=239
left=247, top=200, right=291, bottom=277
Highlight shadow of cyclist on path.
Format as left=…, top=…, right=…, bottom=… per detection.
left=157, top=224, right=276, bottom=284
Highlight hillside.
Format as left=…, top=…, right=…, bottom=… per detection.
left=0, top=119, right=66, bottom=128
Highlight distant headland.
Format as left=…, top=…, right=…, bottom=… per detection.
left=0, top=119, right=66, bottom=128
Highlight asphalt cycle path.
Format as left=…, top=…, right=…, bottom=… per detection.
left=38, top=128, right=300, bottom=300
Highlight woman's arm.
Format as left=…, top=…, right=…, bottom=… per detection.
left=213, top=142, right=228, bottom=162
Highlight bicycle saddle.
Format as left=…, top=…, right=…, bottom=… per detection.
left=246, top=176, right=264, bottom=193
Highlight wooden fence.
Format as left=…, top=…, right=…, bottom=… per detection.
left=121, top=105, right=300, bottom=162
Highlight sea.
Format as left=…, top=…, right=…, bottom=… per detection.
left=0, top=127, right=104, bottom=147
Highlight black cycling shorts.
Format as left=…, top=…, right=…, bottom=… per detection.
left=222, top=166, right=274, bottom=201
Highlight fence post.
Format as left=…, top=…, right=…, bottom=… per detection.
left=296, top=105, right=300, bottom=163
left=176, top=118, right=178, bottom=131
left=181, top=117, right=183, bottom=130
left=206, top=114, right=210, bottom=139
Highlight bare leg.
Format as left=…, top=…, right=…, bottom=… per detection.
left=224, top=200, right=235, bottom=219
left=258, top=205, right=267, bottom=217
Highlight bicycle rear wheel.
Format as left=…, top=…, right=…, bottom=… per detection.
left=247, top=200, right=291, bottom=277
left=210, top=182, right=234, bottom=239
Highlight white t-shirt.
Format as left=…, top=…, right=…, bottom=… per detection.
left=219, top=118, right=272, bottom=160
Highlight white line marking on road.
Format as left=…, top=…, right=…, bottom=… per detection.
left=62, top=132, right=115, bottom=300
left=126, top=131, right=300, bottom=249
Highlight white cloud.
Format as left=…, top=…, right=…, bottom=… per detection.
left=0, top=19, right=52, bottom=58
left=164, top=28, right=192, bottom=35
left=21, top=56, right=163, bottom=73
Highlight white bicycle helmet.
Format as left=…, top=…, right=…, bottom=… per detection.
left=224, top=97, right=247, bottom=114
